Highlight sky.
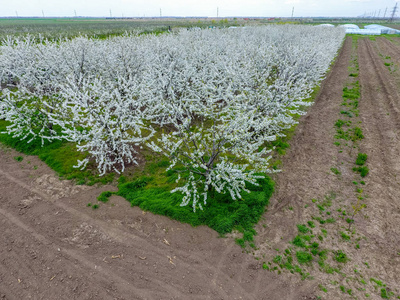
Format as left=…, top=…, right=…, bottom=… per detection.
left=1, top=0, right=399, bottom=18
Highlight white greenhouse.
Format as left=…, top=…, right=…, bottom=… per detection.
left=364, top=24, right=400, bottom=34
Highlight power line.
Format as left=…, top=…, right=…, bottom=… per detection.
left=390, top=2, right=398, bottom=22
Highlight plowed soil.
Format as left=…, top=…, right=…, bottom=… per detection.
left=1, top=36, right=400, bottom=300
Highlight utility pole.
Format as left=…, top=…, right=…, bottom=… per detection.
left=378, top=9, right=381, bottom=18
left=160, top=8, right=162, bottom=17
left=217, top=7, right=219, bottom=18
left=74, top=10, right=77, bottom=17
left=291, top=7, right=294, bottom=18
left=390, top=2, right=398, bottom=22
left=383, top=7, right=387, bottom=18
left=15, top=11, right=18, bottom=18
left=110, top=9, right=112, bottom=18
left=42, top=10, right=45, bottom=18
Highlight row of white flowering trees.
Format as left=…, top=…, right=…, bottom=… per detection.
left=0, top=26, right=345, bottom=211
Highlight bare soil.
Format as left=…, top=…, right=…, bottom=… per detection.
left=1, top=36, right=400, bottom=300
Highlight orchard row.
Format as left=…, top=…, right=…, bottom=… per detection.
left=0, top=25, right=345, bottom=210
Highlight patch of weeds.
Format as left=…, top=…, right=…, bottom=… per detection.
left=235, top=238, right=245, bottom=248
left=343, top=85, right=360, bottom=99
left=340, top=231, right=351, bottom=241
left=87, top=203, right=92, bottom=207
left=13, top=156, right=23, bottom=162
left=360, top=181, right=365, bottom=185
left=321, top=229, right=327, bottom=237
left=381, top=288, right=389, bottom=299
left=353, top=166, right=369, bottom=177
left=370, top=278, right=384, bottom=287
left=330, top=167, right=341, bottom=175
left=97, top=191, right=114, bottom=203
left=271, top=138, right=290, bottom=155
left=334, top=250, right=348, bottom=263
left=335, top=119, right=346, bottom=128
left=356, top=153, right=368, bottom=165
left=296, top=251, right=313, bottom=264
left=353, top=127, right=364, bottom=140
left=319, top=284, right=328, bottom=293
left=307, top=221, right=315, bottom=228
left=262, top=262, right=269, bottom=270
left=92, top=204, right=99, bottom=209
left=326, top=218, right=336, bottom=223
left=340, top=285, right=346, bottom=293
left=349, top=73, right=358, bottom=77
left=292, top=235, right=312, bottom=248
left=340, top=110, right=353, bottom=118
left=313, top=216, right=326, bottom=224
left=347, top=289, right=353, bottom=295
left=273, top=255, right=282, bottom=263
left=297, top=224, right=310, bottom=233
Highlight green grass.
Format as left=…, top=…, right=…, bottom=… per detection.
left=353, top=166, right=369, bottom=177
left=13, top=156, right=23, bottom=162
left=340, top=231, right=351, bottom=241
left=297, top=224, right=310, bottom=233
left=356, top=153, right=368, bottom=165
left=343, top=84, right=360, bottom=100
left=334, top=250, right=348, bottom=263
left=98, top=168, right=274, bottom=239
left=353, top=127, right=364, bottom=140
left=335, top=119, right=346, bottom=129
left=370, top=278, right=384, bottom=287
left=292, top=234, right=312, bottom=248
left=296, top=251, right=313, bottom=264
left=307, top=221, right=315, bottom=228
left=330, top=167, right=341, bottom=175
left=0, top=120, right=114, bottom=185
left=381, top=288, right=389, bottom=299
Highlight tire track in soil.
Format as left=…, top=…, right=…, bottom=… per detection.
left=356, top=37, right=400, bottom=288
left=359, top=38, right=400, bottom=177
left=0, top=161, right=281, bottom=300
left=248, top=36, right=354, bottom=298
left=376, top=37, right=400, bottom=68
left=256, top=36, right=353, bottom=240
left=362, top=38, right=400, bottom=128
left=0, top=168, right=231, bottom=300
left=0, top=207, right=156, bottom=300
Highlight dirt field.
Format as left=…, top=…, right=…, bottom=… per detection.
left=1, top=36, right=400, bottom=299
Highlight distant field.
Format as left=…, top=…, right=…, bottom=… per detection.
left=0, top=18, right=245, bottom=39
